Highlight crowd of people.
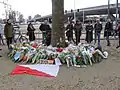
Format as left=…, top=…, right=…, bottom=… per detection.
left=65, top=19, right=120, bottom=48
left=0, top=19, right=120, bottom=56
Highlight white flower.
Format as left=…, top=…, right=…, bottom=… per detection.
left=103, top=51, right=108, bottom=58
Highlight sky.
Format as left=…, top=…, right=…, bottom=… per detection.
left=0, top=0, right=118, bottom=19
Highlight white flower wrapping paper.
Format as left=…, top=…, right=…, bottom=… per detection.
left=8, top=42, right=108, bottom=65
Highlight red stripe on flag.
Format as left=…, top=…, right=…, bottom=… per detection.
left=10, top=65, right=54, bottom=77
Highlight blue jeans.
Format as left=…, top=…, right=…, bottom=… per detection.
left=95, top=32, right=101, bottom=47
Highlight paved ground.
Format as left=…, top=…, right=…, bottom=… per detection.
left=0, top=40, right=120, bottom=90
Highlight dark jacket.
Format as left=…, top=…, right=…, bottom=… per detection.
left=27, top=24, right=35, bottom=32
left=4, top=23, right=13, bottom=38
left=46, top=30, right=51, bottom=46
left=74, top=23, right=82, bottom=36
left=105, top=22, right=113, bottom=30
left=104, top=22, right=113, bottom=37
left=74, top=23, right=82, bottom=31
left=66, top=24, right=74, bottom=31
left=118, top=25, right=120, bottom=37
left=27, top=24, right=35, bottom=41
left=85, top=24, right=93, bottom=42
left=118, top=25, right=120, bottom=31
left=66, top=24, right=74, bottom=37
left=94, top=23, right=102, bottom=33
left=39, top=24, right=51, bottom=32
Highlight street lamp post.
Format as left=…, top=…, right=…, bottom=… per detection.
left=108, top=0, right=110, bottom=19
left=73, top=0, right=76, bottom=22
left=115, top=0, right=118, bottom=27
left=83, top=10, right=84, bottom=26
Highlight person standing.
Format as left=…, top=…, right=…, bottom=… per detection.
left=27, top=22, right=36, bottom=41
left=4, top=19, right=13, bottom=49
left=66, top=21, right=75, bottom=43
left=85, top=22, right=93, bottom=44
left=0, top=22, right=5, bottom=45
left=94, top=20, right=103, bottom=47
left=104, top=19, right=113, bottom=46
left=45, top=30, right=51, bottom=46
left=39, top=20, right=51, bottom=44
left=116, top=23, right=120, bottom=48
left=0, top=22, right=3, bottom=57
left=74, top=20, right=82, bottom=45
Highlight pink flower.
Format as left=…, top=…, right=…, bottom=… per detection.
left=56, top=48, right=63, bottom=52
left=76, top=55, right=81, bottom=59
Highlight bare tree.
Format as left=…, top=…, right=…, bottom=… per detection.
left=18, top=14, right=24, bottom=23
left=51, top=0, right=65, bottom=47
left=34, top=14, right=41, bottom=19
left=9, top=10, right=16, bottom=23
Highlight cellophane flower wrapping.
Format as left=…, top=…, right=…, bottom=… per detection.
left=8, top=42, right=107, bottom=66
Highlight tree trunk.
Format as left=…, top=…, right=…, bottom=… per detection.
left=51, top=0, right=65, bottom=47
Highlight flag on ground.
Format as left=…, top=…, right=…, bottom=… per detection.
left=10, top=64, right=59, bottom=77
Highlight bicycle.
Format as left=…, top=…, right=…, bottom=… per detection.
left=13, top=29, right=28, bottom=43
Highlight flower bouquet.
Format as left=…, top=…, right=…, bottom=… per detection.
left=8, top=42, right=108, bottom=67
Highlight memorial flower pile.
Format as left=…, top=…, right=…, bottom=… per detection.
left=8, top=42, right=108, bottom=67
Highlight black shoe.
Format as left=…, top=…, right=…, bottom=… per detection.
left=0, top=49, right=2, bottom=50
left=0, top=55, right=2, bottom=57
left=116, top=46, right=120, bottom=49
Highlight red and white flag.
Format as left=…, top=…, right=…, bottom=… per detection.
left=10, top=64, right=59, bottom=77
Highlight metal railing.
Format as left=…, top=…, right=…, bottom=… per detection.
left=14, top=31, right=118, bottom=41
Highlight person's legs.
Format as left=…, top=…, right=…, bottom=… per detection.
left=94, top=32, right=97, bottom=44
left=1, top=36, right=5, bottom=45
left=72, top=38, right=75, bottom=44
left=119, top=32, right=120, bottom=46
left=31, top=32, right=35, bottom=41
left=97, top=33, right=101, bottom=47
left=88, top=32, right=91, bottom=44
left=0, top=35, right=5, bottom=45
left=78, top=34, right=80, bottom=44
left=106, top=31, right=110, bottom=46
left=6, top=37, right=12, bottom=49
left=9, top=37, right=12, bottom=45
left=67, top=36, right=70, bottom=42
left=78, top=32, right=81, bottom=43
left=6, top=38, right=10, bottom=48
left=69, top=36, right=72, bottom=42
left=0, top=48, right=2, bottom=57
left=42, top=32, right=46, bottom=44
left=0, top=34, right=2, bottom=45
left=116, top=32, right=120, bottom=48
left=46, top=38, right=51, bottom=46
left=75, top=33, right=78, bottom=45
left=70, top=36, right=75, bottom=44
